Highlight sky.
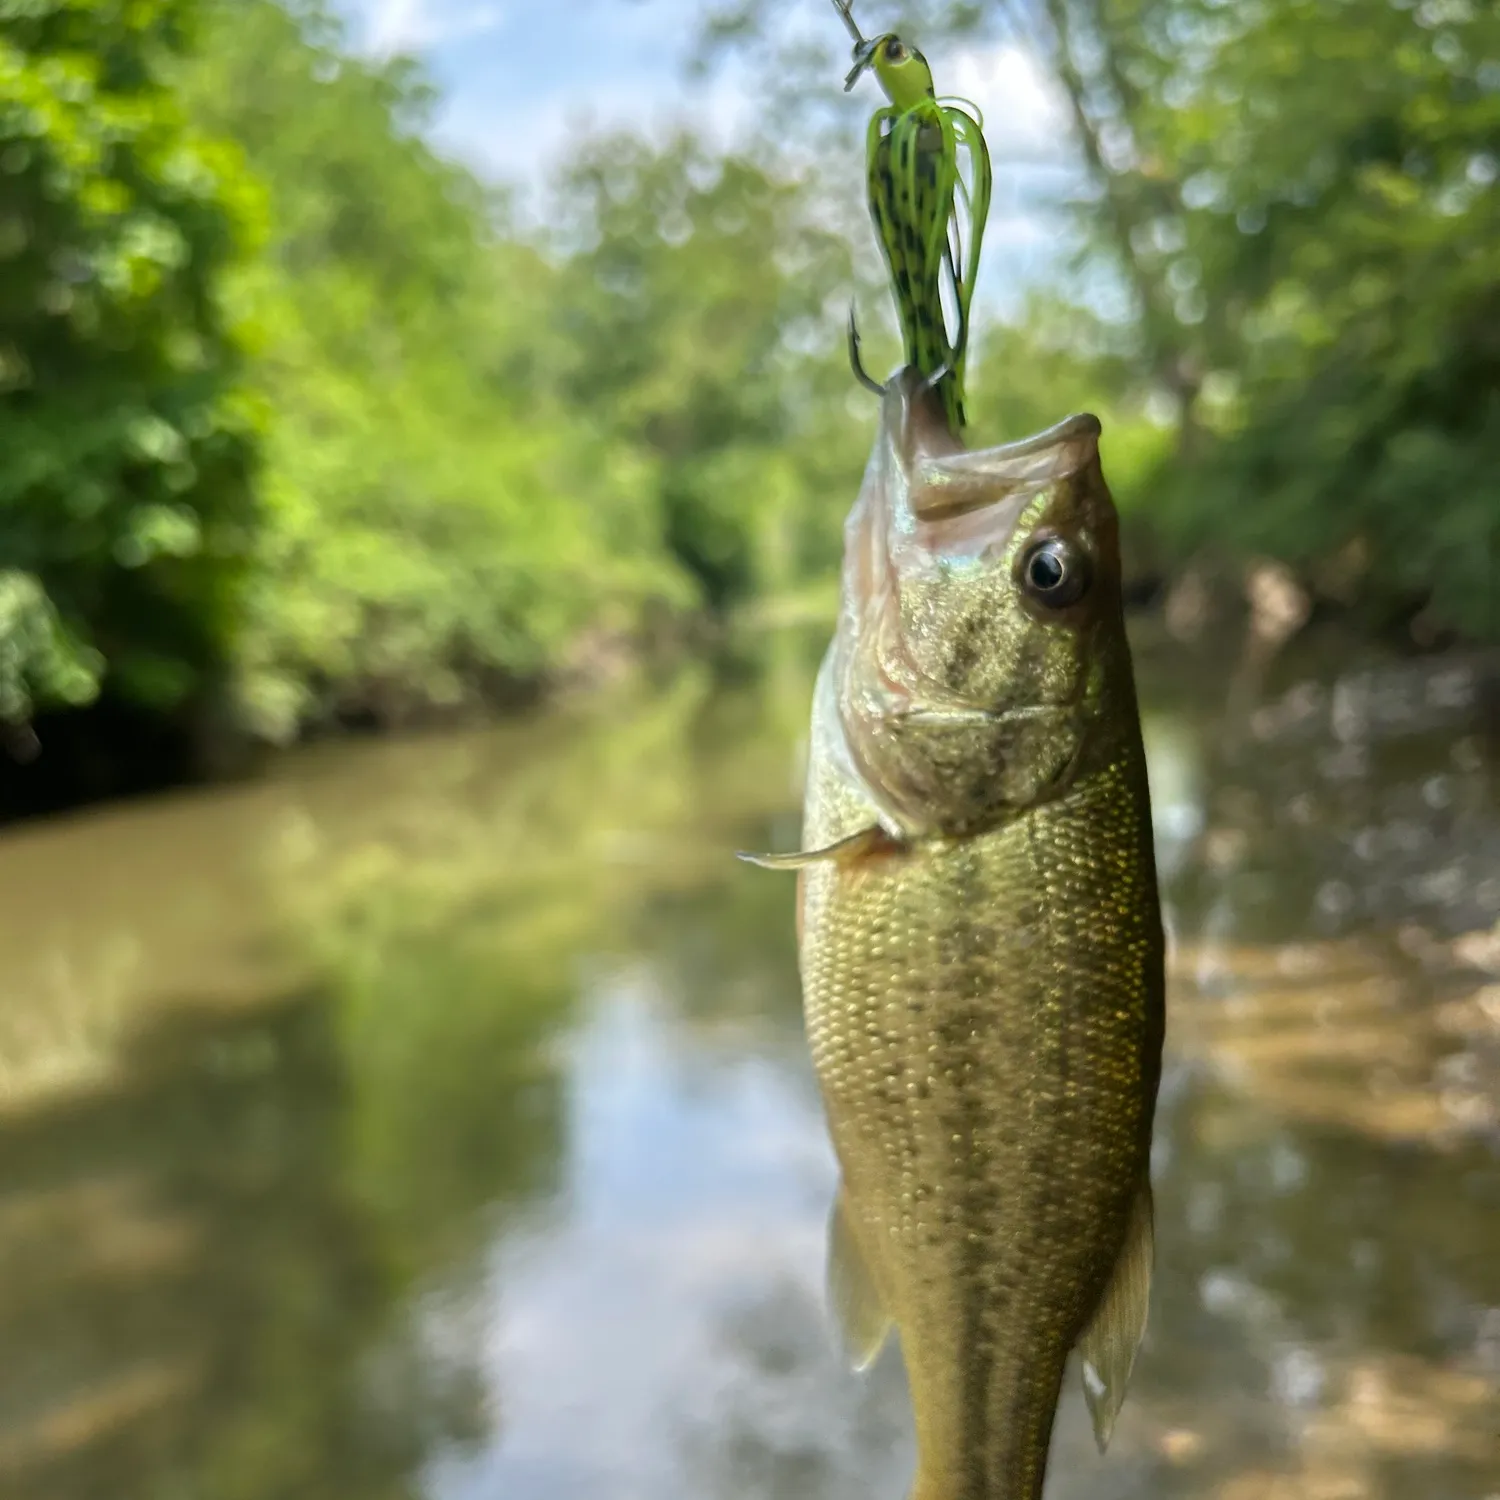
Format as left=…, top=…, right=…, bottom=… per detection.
left=333, top=0, right=1087, bottom=305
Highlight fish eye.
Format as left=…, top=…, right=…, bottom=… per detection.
left=1019, top=535, right=1091, bottom=608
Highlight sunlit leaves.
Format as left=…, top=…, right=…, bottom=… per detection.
left=186, top=2, right=692, bottom=742
left=0, top=569, right=100, bottom=720
left=0, top=0, right=263, bottom=723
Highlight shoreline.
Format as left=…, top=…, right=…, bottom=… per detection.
left=2, top=593, right=1492, bottom=832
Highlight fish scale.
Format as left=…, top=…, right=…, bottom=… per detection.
left=803, top=756, right=1159, bottom=1499
left=748, top=371, right=1164, bottom=1500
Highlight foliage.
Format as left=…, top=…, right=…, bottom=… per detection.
left=167, top=1, right=876, bottom=740
left=179, top=0, right=692, bottom=739
left=545, top=132, right=874, bottom=610
left=1122, top=0, right=1500, bottom=635
left=704, top=0, right=1500, bottom=636
left=0, top=0, right=263, bottom=724
left=7, top=0, right=1497, bottom=770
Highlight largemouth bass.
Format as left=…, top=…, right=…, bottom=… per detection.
left=746, top=370, right=1164, bottom=1499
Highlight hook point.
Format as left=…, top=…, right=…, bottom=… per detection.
left=847, top=305, right=886, bottom=398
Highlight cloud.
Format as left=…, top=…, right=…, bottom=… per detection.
left=945, top=41, right=1073, bottom=162
left=346, top=0, right=505, bottom=54
left=359, top=0, right=426, bottom=50
left=434, top=69, right=755, bottom=192
left=328, top=3, right=1083, bottom=302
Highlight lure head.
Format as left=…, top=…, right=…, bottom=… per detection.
left=845, top=32, right=935, bottom=108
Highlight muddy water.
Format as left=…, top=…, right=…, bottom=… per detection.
left=0, top=629, right=1495, bottom=1500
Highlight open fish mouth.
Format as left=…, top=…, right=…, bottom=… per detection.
left=904, top=411, right=1104, bottom=528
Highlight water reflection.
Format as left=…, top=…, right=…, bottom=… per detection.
left=0, top=629, right=1495, bottom=1499
left=0, top=989, right=479, bottom=1500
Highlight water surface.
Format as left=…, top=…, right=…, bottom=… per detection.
left=0, top=630, right=1497, bottom=1500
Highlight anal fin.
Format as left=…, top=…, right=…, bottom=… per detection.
left=1078, top=1179, right=1154, bottom=1453
left=827, top=1186, right=892, bottom=1372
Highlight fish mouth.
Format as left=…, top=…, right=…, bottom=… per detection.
left=902, top=410, right=1104, bottom=528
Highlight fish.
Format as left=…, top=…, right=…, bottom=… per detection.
left=743, top=369, right=1165, bottom=1499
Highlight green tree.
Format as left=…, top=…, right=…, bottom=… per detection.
left=0, top=0, right=263, bottom=725
left=180, top=0, right=691, bottom=739
left=547, top=132, right=875, bottom=611
left=1127, top=0, right=1500, bottom=636
left=704, top=0, right=1500, bottom=636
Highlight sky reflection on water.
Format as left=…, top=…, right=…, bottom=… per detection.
left=0, top=628, right=1496, bottom=1500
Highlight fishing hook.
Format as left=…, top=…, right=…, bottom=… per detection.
left=833, top=0, right=879, bottom=90
left=847, top=305, right=887, bottom=397
left=831, top=0, right=865, bottom=47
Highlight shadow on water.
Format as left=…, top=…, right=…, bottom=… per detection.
left=0, top=628, right=1497, bottom=1499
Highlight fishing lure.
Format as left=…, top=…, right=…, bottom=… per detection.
left=834, top=0, right=991, bottom=434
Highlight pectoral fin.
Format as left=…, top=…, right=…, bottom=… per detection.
left=737, top=825, right=892, bottom=871
left=827, top=1186, right=892, bottom=1372
left=1078, top=1179, right=1154, bottom=1453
